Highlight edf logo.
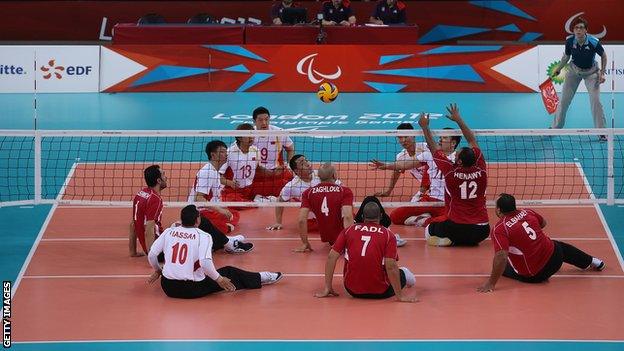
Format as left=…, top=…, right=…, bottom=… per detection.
left=40, top=59, right=92, bottom=80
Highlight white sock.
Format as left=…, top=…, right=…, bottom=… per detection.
left=259, top=271, right=276, bottom=284
left=591, top=257, right=604, bottom=268
left=400, top=267, right=416, bottom=287
left=423, top=224, right=431, bottom=239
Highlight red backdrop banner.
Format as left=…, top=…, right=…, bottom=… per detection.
left=103, top=44, right=534, bottom=92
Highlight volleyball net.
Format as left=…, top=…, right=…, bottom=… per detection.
left=0, top=128, right=623, bottom=207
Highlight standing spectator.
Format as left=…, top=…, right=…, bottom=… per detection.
left=369, top=0, right=406, bottom=25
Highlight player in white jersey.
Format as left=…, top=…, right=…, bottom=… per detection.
left=189, top=140, right=254, bottom=253
left=251, top=106, right=295, bottom=197
left=148, top=205, right=282, bottom=299
left=371, top=122, right=460, bottom=227
left=221, top=123, right=277, bottom=203
left=266, top=154, right=320, bottom=231
left=372, top=123, right=429, bottom=201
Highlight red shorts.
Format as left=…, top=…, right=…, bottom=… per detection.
left=199, top=208, right=240, bottom=234
left=389, top=195, right=445, bottom=225
left=252, top=169, right=293, bottom=197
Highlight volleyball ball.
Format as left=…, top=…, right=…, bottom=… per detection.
left=317, top=82, right=339, bottom=103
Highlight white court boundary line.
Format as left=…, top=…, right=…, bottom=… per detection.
left=575, top=162, right=624, bottom=272
left=22, top=273, right=624, bottom=279
left=11, top=163, right=77, bottom=299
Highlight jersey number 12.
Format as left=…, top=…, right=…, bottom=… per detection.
left=459, top=180, right=478, bottom=199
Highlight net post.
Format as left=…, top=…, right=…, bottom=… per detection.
left=34, top=131, right=42, bottom=204
left=607, top=131, right=615, bottom=205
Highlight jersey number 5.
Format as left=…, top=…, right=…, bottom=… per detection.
left=459, top=180, right=477, bottom=199
left=522, top=221, right=537, bottom=240
left=171, top=242, right=188, bottom=264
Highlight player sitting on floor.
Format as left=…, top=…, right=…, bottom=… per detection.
left=250, top=106, right=295, bottom=197
left=130, top=164, right=167, bottom=257
left=220, top=123, right=277, bottom=204
left=371, top=131, right=458, bottom=228
left=266, top=154, right=321, bottom=231
left=371, top=122, right=459, bottom=228
left=478, top=193, right=605, bottom=292
left=147, top=205, right=282, bottom=299
left=295, top=162, right=354, bottom=252
left=355, top=195, right=408, bottom=247
left=315, top=202, right=417, bottom=302
left=189, top=140, right=253, bottom=253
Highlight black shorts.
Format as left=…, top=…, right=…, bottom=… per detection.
left=427, top=220, right=489, bottom=246
left=345, top=269, right=407, bottom=299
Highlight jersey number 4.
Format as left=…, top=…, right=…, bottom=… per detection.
left=171, top=242, right=188, bottom=264
left=459, top=180, right=478, bottom=199
left=321, top=196, right=330, bottom=216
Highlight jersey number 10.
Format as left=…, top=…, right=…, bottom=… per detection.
left=171, top=242, right=188, bottom=264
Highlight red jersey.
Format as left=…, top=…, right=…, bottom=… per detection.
left=301, top=182, right=353, bottom=243
left=132, top=187, right=164, bottom=253
left=433, top=147, right=488, bottom=224
left=332, top=223, right=398, bottom=295
left=491, top=209, right=555, bottom=277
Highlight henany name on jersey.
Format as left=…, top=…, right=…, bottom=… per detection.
left=454, top=170, right=483, bottom=180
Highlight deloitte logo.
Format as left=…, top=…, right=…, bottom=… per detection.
left=40, top=59, right=93, bottom=80
left=0, top=65, right=26, bottom=75
left=547, top=60, right=568, bottom=85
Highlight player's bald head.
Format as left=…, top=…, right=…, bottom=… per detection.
left=363, top=202, right=381, bottom=222
left=318, top=162, right=336, bottom=182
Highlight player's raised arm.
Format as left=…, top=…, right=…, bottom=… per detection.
left=418, top=113, right=439, bottom=153
left=446, top=103, right=478, bottom=149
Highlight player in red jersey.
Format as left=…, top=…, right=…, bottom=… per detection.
left=130, top=165, right=166, bottom=257
left=478, top=193, right=605, bottom=292
left=420, top=104, right=490, bottom=246
left=315, top=202, right=417, bottom=302
left=296, top=163, right=354, bottom=252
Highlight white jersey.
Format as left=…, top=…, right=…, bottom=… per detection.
left=416, top=150, right=456, bottom=201
left=223, top=142, right=260, bottom=188
left=188, top=162, right=222, bottom=203
left=280, top=170, right=342, bottom=201
left=396, top=142, right=429, bottom=181
left=149, top=226, right=215, bottom=282
left=280, top=170, right=320, bottom=201
left=254, top=125, right=294, bottom=170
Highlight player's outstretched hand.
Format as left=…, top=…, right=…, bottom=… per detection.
left=370, top=159, right=388, bottom=170
left=266, top=223, right=283, bottom=231
left=418, top=113, right=430, bottom=128
left=147, top=270, right=161, bottom=284
left=314, top=287, right=339, bottom=298
left=445, top=103, right=461, bottom=122
left=293, top=242, right=313, bottom=253
left=477, top=282, right=495, bottom=293
left=217, top=276, right=236, bottom=292
left=396, top=294, right=418, bottom=303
